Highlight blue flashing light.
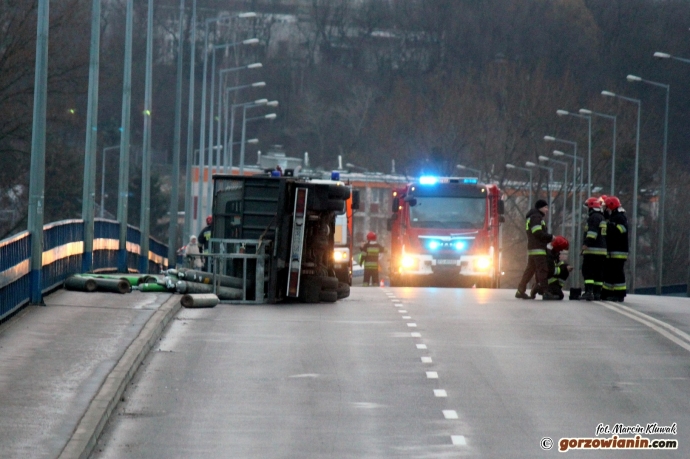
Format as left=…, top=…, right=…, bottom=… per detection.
left=463, top=178, right=478, bottom=184
left=428, top=240, right=441, bottom=250
left=419, top=176, right=438, bottom=185
left=454, top=241, right=466, bottom=251
left=271, top=170, right=281, bottom=177
left=331, top=171, right=340, bottom=181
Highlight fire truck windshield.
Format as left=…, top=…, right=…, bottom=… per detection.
left=409, top=196, right=485, bottom=229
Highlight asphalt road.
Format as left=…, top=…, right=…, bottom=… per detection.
left=92, top=288, right=690, bottom=458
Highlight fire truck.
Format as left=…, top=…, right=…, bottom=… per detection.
left=388, top=176, right=504, bottom=288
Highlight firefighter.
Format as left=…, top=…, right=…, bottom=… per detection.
left=516, top=199, right=553, bottom=299
left=198, top=215, right=213, bottom=271
left=581, top=197, right=608, bottom=300
left=545, top=235, right=573, bottom=300
left=601, top=196, right=628, bottom=301
left=360, top=231, right=385, bottom=286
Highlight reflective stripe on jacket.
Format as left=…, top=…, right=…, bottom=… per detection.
left=525, top=208, right=553, bottom=256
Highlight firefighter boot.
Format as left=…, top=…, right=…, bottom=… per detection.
left=593, top=285, right=602, bottom=301
left=542, top=292, right=560, bottom=300
left=515, top=290, right=530, bottom=300
left=581, top=285, right=594, bottom=301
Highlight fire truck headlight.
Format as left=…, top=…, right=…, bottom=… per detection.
left=454, top=241, right=466, bottom=251
left=333, top=249, right=349, bottom=261
left=475, top=257, right=491, bottom=271
left=401, top=255, right=416, bottom=269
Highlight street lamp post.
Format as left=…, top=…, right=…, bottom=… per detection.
left=456, top=164, right=482, bottom=180
left=226, top=97, right=274, bottom=173
left=553, top=150, right=584, bottom=277
left=544, top=136, right=580, bottom=251
left=539, top=156, right=568, bottom=235
left=526, top=161, right=553, bottom=229
left=602, top=90, right=641, bottom=293
left=100, top=145, right=120, bottom=218
left=579, top=108, right=617, bottom=195
left=557, top=110, right=592, bottom=196
left=626, top=75, right=670, bottom=296
left=240, top=112, right=277, bottom=175
left=505, top=164, right=533, bottom=213
left=653, top=51, right=690, bottom=296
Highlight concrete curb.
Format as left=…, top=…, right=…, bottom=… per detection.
left=58, top=295, right=182, bottom=459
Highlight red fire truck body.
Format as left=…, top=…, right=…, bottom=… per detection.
left=388, top=176, right=504, bottom=288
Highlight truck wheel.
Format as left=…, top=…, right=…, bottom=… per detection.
left=328, top=185, right=351, bottom=200
left=299, top=275, right=322, bottom=303
left=321, top=276, right=339, bottom=291
left=319, top=290, right=338, bottom=303
left=336, top=282, right=350, bottom=299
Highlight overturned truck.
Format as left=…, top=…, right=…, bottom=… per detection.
left=210, top=174, right=353, bottom=303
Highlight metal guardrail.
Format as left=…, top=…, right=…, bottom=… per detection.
left=209, top=238, right=271, bottom=304
left=0, top=219, right=169, bottom=322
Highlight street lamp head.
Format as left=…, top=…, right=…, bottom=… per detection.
left=538, top=155, right=550, bottom=162
left=579, top=109, right=592, bottom=115
left=626, top=74, right=642, bottom=82
left=556, top=109, right=569, bottom=116
left=553, top=150, right=565, bottom=157
left=238, top=12, right=258, bottom=18
left=525, top=161, right=536, bottom=167
left=246, top=138, right=259, bottom=144
left=254, top=98, right=269, bottom=105
left=265, top=113, right=277, bottom=120
left=266, top=100, right=279, bottom=107
left=544, top=136, right=556, bottom=142
left=654, top=52, right=671, bottom=59
left=345, top=163, right=356, bottom=168
left=247, top=62, right=263, bottom=69
left=505, top=164, right=516, bottom=169
left=456, top=164, right=467, bottom=169
left=601, top=90, right=616, bottom=97
left=251, top=81, right=266, bottom=87
left=243, top=38, right=260, bottom=45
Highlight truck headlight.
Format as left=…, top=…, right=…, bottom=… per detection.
left=333, top=249, right=349, bottom=261
left=474, top=257, right=491, bottom=271
left=402, top=255, right=416, bottom=269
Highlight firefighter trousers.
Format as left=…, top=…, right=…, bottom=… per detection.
left=517, top=255, right=549, bottom=295
left=582, top=254, right=606, bottom=294
left=363, top=268, right=379, bottom=286
left=602, top=257, right=627, bottom=300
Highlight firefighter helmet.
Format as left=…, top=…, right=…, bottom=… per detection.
left=206, top=215, right=213, bottom=225
left=604, top=196, right=621, bottom=211
left=551, top=235, right=569, bottom=252
left=366, top=231, right=377, bottom=241
left=585, top=197, right=602, bottom=210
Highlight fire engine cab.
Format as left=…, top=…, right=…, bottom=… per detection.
left=388, top=176, right=504, bottom=288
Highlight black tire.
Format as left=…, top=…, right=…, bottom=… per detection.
left=336, top=282, right=350, bottom=299
left=319, top=290, right=338, bottom=303
left=327, top=184, right=351, bottom=200
left=321, top=276, right=339, bottom=291
left=299, top=275, right=322, bottom=303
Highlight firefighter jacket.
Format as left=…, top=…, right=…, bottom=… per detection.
left=198, top=224, right=212, bottom=253
left=359, top=241, right=384, bottom=270
left=583, top=210, right=607, bottom=255
left=524, top=208, right=553, bottom=256
left=547, top=250, right=570, bottom=288
left=606, top=210, right=629, bottom=260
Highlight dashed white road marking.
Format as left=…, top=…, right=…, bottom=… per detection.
left=391, top=299, right=402, bottom=303
left=421, top=357, right=433, bottom=363
left=403, top=316, right=412, bottom=319
left=426, top=371, right=438, bottom=379
left=416, top=344, right=427, bottom=349
left=443, top=410, right=459, bottom=419
left=434, top=389, right=447, bottom=397
left=397, top=310, right=408, bottom=313
left=407, top=323, right=417, bottom=327
left=411, top=332, right=421, bottom=338
left=451, top=435, right=467, bottom=446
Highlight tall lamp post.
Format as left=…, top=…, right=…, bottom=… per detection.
left=227, top=98, right=275, bottom=172
left=579, top=108, right=617, bottom=195
left=653, top=51, right=690, bottom=296
left=456, top=164, right=482, bottom=180
left=100, top=145, right=120, bottom=218
left=505, top=164, right=533, bottom=213
left=544, top=136, right=580, bottom=251
left=626, top=74, right=670, bottom=296
left=239, top=112, right=277, bottom=175
left=526, top=161, right=553, bottom=229
left=538, top=155, right=568, bottom=235
left=601, top=90, right=641, bottom=293
left=553, top=150, right=584, bottom=278
left=557, top=109, right=592, bottom=196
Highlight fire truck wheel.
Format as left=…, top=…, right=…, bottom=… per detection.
left=336, top=282, right=350, bottom=299
left=299, top=275, right=322, bottom=303
left=326, top=199, right=346, bottom=213
left=321, top=276, right=339, bottom=291
left=327, top=185, right=351, bottom=200
left=319, top=290, right=338, bottom=303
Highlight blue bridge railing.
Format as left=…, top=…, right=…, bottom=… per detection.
left=0, top=219, right=168, bottom=321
